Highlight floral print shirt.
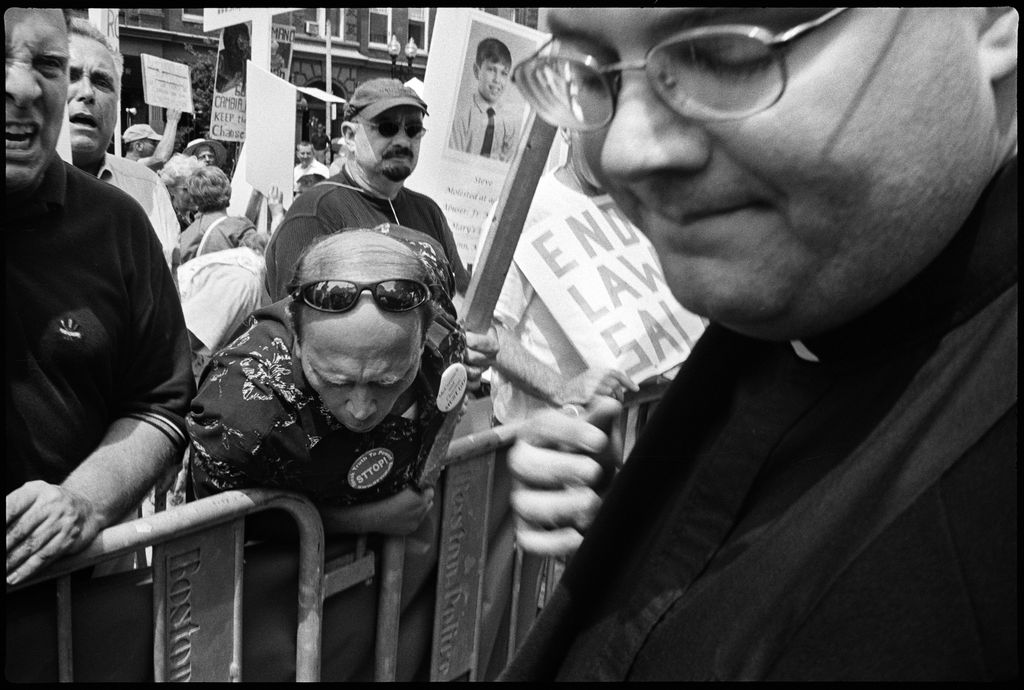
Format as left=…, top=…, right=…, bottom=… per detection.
left=188, top=296, right=465, bottom=506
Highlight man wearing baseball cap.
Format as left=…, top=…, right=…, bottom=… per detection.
left=265, top=78, right=469, bottom=300
left=122, top=107, right=181, bottom=172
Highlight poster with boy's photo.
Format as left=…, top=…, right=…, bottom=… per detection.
left=407, top=9, right=546, bottom=267
left=447, top=33, right=526, bottom=163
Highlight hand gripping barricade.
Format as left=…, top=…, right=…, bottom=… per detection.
left=6, top=489, right=330, bottom=682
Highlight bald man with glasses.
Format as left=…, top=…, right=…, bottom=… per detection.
left=502, top=8, right=1017, bottom=681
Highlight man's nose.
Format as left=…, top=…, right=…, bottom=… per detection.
left=346, top=389, right=377, bottom=421
left=70, top=77, right=96, bottom=102
left=6, top=61, right=44, bottom=106
left=599, top=71, right=711, bottom=181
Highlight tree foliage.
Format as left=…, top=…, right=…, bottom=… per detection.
left=177, top=42, right=217, bottom=152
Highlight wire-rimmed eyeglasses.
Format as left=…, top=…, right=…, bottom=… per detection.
left=511, top=8, right=850, bottom=130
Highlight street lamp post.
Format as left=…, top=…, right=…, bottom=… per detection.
left=388, top=34, right=401, bottom=79
left=404, top=37, right=417, bottom=80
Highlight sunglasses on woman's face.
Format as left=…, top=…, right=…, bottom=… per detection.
left=291, top=279, right=431, bottom=313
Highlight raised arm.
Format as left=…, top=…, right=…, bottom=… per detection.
left=135, top=108, right=182, bottom=171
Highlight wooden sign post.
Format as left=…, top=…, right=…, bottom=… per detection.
left=425, top=112, right=557, bottom=682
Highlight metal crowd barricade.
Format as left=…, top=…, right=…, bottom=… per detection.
left=412, top=382, right=669, bottom=681
left=5, top=383, right=667, bottom=683
left=6, top=489, right=330, bottom=682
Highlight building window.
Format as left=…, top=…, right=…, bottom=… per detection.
left=368, top=8, right=392, bottom=46
left=408, top=8, right=428, bottom=52
left=316, top=8, right=354, bottom=41
left=181, top=8, right=203, bottom=24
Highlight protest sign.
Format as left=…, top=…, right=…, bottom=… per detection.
left=204, top=8, right=298, bottom=73
left=209, top=24, right=250, bottom=142
left=56, top=105, right=72, bottom=163
left=225, top=141, right=252, bottom=219
left=203, top=8, right=299, bottom=33
left=271, top=23, right=295, bottom=81
left=514, top=196, right=706, bottom=383
left=406, top=9, right=547, bottom=268
left=245, top=62, right=296, bottom=210
left=140, top=54, right=195, bottom=114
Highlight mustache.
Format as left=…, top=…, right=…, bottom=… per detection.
left=383, top=146, right=414, bottom=159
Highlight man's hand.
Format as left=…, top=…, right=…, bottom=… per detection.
left=320, top=487, right=435, bottom=537
left=562, top=367, right=639, bottom=406
left=267, top=184, right=286, bottom=220
left=509, top=396, right=621, bottom=556
left=464, top=325, right=500, bottom=392
left=6, top=481, right=103, bottom=585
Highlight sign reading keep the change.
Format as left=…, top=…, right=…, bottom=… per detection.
left=140, top=54, right=195, bottom=114
left=515, top=197, right=706, bottom=383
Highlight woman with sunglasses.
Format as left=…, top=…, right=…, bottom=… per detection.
left=185, top=225, right=474, bottom=680
left=186, top=226, right=464, bottom=534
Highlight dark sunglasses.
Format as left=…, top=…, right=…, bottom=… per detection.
left=291, top=279, right=431, bottom=313
left=362, top=120, right=427, bottom=139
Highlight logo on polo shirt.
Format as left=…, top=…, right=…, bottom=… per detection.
left=58, top=318, right=83, bottom=341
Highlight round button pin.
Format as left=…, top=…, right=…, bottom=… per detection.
left=436, top=363, right=467, bottom=412
left=348, top=447, right=395, bottom=490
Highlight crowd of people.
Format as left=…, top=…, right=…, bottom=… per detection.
left=7, top=8, right=498, bottom=682
left=6, top=6, right=1017, bottom=683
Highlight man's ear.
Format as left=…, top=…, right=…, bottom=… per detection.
left=341, top=121, right=358, bottom=149
left=472, top=63, right=480, bottom=79
left=979, top=8, right=1018, bottom=83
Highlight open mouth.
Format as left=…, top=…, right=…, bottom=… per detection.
left=6, top=123, right=39, bottom=150
left=69, top=112, right=98, bottom=128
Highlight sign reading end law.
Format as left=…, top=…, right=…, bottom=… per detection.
left=516, top=196, right=706, bottom=383
left=140, top=54, right=194, bottom=114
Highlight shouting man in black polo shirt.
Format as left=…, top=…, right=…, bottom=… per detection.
left=5, top=8, right=194, bottom=589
